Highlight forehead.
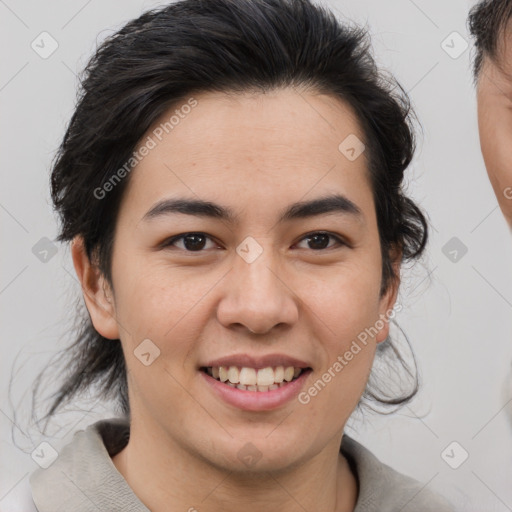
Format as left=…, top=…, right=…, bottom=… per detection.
left=165, top=88, right=365, bottom=155
left=120, top=88, right=373, bottom=222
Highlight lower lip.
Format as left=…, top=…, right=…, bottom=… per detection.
left=200, top=370, right=312, bottom=411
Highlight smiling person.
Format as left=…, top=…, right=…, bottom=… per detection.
left=469, top=0, right=512, bottom=229
left=17, top=0, right=455, bottom=510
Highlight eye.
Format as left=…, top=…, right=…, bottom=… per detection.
left=160, top=231, right=348, bottom=253
left=294, top=231, right=347, bottom=251
left=161, top=232, right=219, bottom=252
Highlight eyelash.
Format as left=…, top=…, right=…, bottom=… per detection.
left=160, top=231, right=349, bottom=252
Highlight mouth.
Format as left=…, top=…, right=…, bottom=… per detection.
left=199, top=365, right=312, bottom=392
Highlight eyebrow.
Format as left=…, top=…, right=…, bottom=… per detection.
left=141, top=194, right=364, bottom=225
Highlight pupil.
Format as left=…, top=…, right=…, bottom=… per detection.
left=184, top=234, right=205, bottom=251
left=309, top=234, right=329, bottom=250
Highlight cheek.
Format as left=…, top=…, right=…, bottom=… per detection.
left=111, top=258, right=212, bottom=351
left=303, top=257, right=382, bottom=325
left=300, top=270, right=379, bottom=406
left=112, top=240, right=383, bottom=355
left=293, top=267, right=382, bottom=409
left=477, top=84, right=512, bottom=168
left=298, top=319, right=376, bottom=424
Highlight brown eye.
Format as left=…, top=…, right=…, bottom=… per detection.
left=162, top=232, right=217, bottom=252
left=295, top=232, right=346, bottom=251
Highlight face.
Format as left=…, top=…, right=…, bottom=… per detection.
left=476, top=36, right=512, bottom=227
left=75, top=87, right=398, bottom=474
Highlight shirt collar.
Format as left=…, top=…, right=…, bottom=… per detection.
left=29, top=417, right=411, bottom=512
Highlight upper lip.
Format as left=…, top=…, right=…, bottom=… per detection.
left=201, top=353, right=311, bottom=370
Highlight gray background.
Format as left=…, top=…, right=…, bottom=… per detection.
left=1, top=0, right=511, bottom=510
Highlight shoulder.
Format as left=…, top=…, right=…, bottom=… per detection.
left=27, top=416, right=143, bottom=512
left=0, top=474, right=38, bottom=512
left=341, top=435, right=455, bottom=512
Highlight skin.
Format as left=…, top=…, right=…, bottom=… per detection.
left=71, top=87, right=400, bottom=512
left=476, top=33, right=512, bottom=229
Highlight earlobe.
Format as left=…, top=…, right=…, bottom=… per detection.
left=375, top=289, right=397, bottom=343
left=376, top=254, right=401, bottom=344
left=70, top=236, right=120, bottom=340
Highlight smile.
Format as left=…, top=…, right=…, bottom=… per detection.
left=200, top=365, right=313, bottom=411
left=201, top=365, right=308, bottom=392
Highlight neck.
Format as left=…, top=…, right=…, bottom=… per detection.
left=111, top=419, right=358, bottom=512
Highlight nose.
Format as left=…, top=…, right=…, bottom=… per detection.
left=216, top=245, right=299, bottom=335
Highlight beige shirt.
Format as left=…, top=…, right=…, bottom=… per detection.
left=10, top=417, right=453, bottom=511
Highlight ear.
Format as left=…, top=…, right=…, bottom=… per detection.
left=375, top=246, right=401, bottom=344
left=71, top=235, right=120, bottom=340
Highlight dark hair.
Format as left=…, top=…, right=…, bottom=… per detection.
left=31, top=0, right=428, bottom=430
left=468, top=0, right=512, bottom=80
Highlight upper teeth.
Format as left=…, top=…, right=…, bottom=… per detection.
left=208, top=366, right=302, bottom=386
